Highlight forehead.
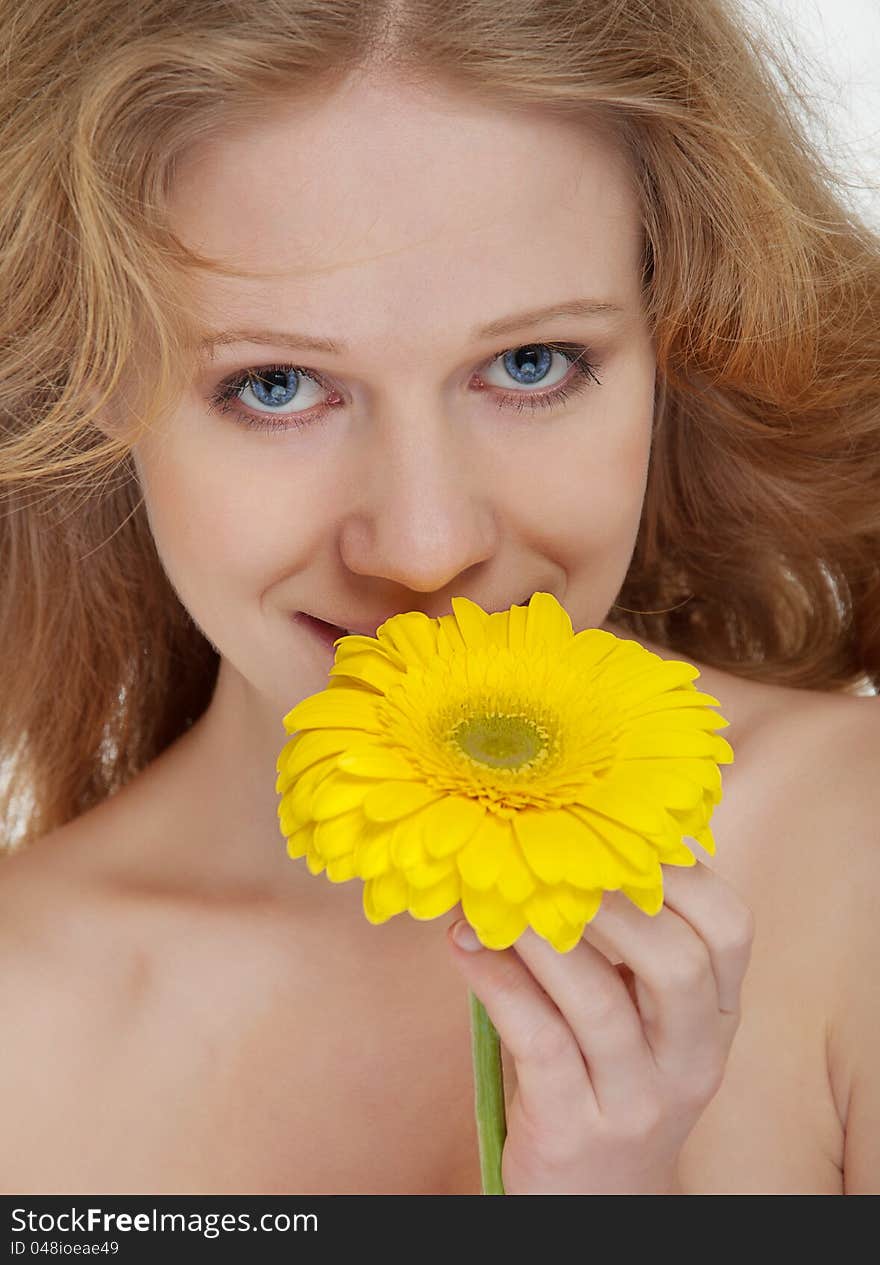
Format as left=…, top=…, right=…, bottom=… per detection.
left=169, top=77, right=644, bottom=347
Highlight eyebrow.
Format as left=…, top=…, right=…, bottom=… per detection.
left=198, top=298, right=626, bottom=357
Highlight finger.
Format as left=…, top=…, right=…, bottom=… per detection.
left=659, top=859, right=755, bottom=1015
left=511, top=926, right=657, bottom=1116
left=581, top=890, right=723, bottom=1077
left=446, top=920, right=595, bottom=1128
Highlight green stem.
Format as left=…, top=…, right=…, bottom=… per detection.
left=468, top=989, right=507, bottom=1195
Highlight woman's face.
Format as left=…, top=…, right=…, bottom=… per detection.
left=132, top=72, right=657, bottom=720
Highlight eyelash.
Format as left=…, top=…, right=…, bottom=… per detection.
left=205, top=341, right=602, bottom=435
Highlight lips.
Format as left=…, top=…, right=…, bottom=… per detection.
left=295, top=595, right=538, bottom=645
left=291, top=612, right=348, bottom=649
left=314, top=614, right=348, bottom=634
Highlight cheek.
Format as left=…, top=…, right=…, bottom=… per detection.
left=517, top=413, right=652, bottom=554
left=132, top=436, right=301, bottom=594
left=575, top=358, right=655, bottom=536
left=587, top=423, right=652, bottom=536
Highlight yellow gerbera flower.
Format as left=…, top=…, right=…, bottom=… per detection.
left=276, top=593, right=733, bottom=954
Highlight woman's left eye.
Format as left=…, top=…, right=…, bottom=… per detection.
left=205, top=341, right=603, bottom=434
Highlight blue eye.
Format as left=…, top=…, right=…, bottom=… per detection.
left=206, top=341, right=602, bottom=434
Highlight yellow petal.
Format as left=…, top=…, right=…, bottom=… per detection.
left=283, top=688, right=384, bottom=734
left=477, top=905, right=529, bottom=950
left=564, top=816, right=630, bottom=888
left=462, top=654, right=487, bottom=693
left=328, top=650, right=403, bottom=695
left=691, top=823, right=717, bottom=855
left=408, top=872, right=462, bottom=920
left=623, top=764, right=704, bottom=812
left=450, top=596, right=491, bottom=652
left=407, top=855, right=458, bottom=889
left=310, top=771, right=370, bottom=821
left=460, top=883, right=517, bottom=936
left=624, top=689, right=722, bottom=717
left=676, top=800, right=711, bottom=841
left=281, top=757, right=337, bottom=825
left=276, top=735, right=298, bottom=774
left=485, top=610, right=513, bottom=651
left=567, top=626, right=624, bottom=672
left=613, top=660, right=702, bottom=707
left=354, top=827, right=394, bottom=878
left=615, top=730, right=727, bottom=760
left=326, top=853, right=358, bottom=883
left=456, top=812, right=514, bottom=890
left=332, top=632, right=407, bottom=670
left=669, top=757, right=724, bottom=801
left=417, top=794, right=487, bottom=859
left=335, top=746, right=421, bottom=779
left=505, top=602, right=530, bottom=654
left=575, top=778, right=673, bottom=836
left=322, top=670, right=376, bottom=695
left=495, top=842, right=537, bottom=902
left=276, top=728, right=364, bottom=793
left=552, top=924, right=589, bottom=953
left=512, top=806, right=581, bottom=885
left=594, top=656, right=665, bottom=701
left=362, top=780, right=445, bottom=823
left=552, top=883, right=602, bottom=927
left=389, top=816, right=429, bottom=868
left=312, top=807, right=362, bottom=861
left=306, top=840, right=326, bottom=875
left=524, top=591, right=573, bottom=652
left=567, top=805, right=662, bottom=881
left=621, top=883, right=665, bottom=915
left=483, top=654, right=512, bottom=693
left=279, top=798, right=303, bottom=838
left=653, top=835, right=697, bottom=865
left=630, top=707, right=730, bottom=734
left=524, top=886, right=581, bottom=952
left=435, top=612, right=467, bottom=657
left=363, top=871, right=409, bottom=923
left=377, top=610, right=439, bottom=663
left=285, top=823, right=312, bottom=859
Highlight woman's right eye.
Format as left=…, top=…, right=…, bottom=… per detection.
left=206, top=363, right=329, bottom=433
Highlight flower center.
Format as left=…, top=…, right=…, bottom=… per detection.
left=450, top=711, right=550, bottom=770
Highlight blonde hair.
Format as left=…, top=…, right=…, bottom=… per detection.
left=2, top=0, right=878, bottom=851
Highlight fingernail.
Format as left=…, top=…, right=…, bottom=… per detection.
left=452, top=920, right=483, bottom=952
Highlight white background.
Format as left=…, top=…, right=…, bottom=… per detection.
left=746, top=0, right=879, bottom=695
left=748, top=0, right=880, bottom=226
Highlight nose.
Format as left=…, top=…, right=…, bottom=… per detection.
left=337, top=406, right=499, bottom=592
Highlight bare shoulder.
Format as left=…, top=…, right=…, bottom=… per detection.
left=756, top=682, right=879, bottom=903
left=695, top=659, right=878, bottom=908
left=0, top=828, right=146, bottom=1192
left=0, top=828, right=105, bottom=993
left=733, top=678, right=878, bottom=866
left=0, top=811, right=169, bottom=1024
left=727, top=675, right=879, bottom=1177
left=788, top=689, right=880, bottom=1194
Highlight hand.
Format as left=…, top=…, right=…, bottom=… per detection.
left=446, top=853, right=755, bottom=1194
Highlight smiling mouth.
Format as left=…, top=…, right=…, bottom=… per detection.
left=315, top=614, right=348, bottom=632
left=295, top=595, right=538, bottom=644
